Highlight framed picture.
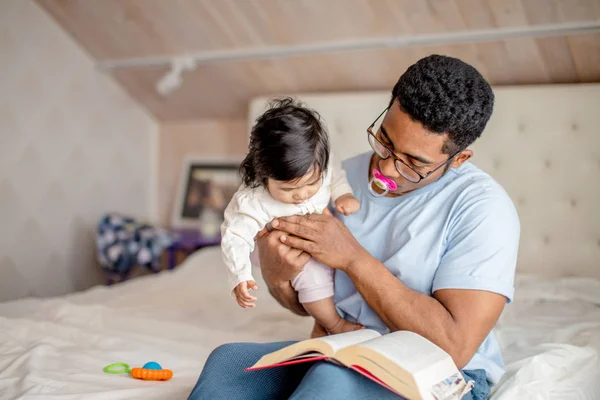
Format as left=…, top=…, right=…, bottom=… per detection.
left=171, top=156, right=242, bottom=236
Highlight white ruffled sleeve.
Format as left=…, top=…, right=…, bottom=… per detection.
left=220, top=188, right=272, bottom=292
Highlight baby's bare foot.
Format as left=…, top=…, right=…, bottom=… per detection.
left=310, top=322, right=328, bottom=338
left=327, top=318, right=364, bottom=335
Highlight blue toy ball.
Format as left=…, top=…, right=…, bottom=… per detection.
left=142, top=361, right=162, bottom=370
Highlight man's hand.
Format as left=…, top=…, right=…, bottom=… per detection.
left=256, top=226, right=311, bottom=285
left=255, top=225, right=311, bottom=316
left=271, top=208, right=368, bottom=271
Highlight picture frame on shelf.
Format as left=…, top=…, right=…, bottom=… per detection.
left=170, top=156, right=242, bottom=237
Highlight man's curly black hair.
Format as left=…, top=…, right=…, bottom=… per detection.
left=391, top=54, right=494, bottom=154
left=240, top=97, right=329, bottom=188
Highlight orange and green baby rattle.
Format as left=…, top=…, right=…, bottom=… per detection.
left=103, top=361, right=173, bottom=381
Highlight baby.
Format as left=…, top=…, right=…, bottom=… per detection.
left=221, top=98, right=363, bottom=336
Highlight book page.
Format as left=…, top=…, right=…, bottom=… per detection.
left=289, top=353, right=324, bottom=359
left=246, top=329, right=379, bottom=370
left=320, top=329, right=381, bottom=354
left=355, top=331, right=451, bottom=375
left=334, top=331, right=461, bottom=399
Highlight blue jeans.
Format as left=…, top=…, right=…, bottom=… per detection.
left=188, top=341, right=491, bottom=400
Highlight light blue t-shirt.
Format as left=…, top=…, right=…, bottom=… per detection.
left=333, top=152, right=520, bottom=385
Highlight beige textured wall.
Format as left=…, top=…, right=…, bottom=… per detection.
left=158, top=119, right=247, bottom=227
left=0, top=1, right=158, bottom=301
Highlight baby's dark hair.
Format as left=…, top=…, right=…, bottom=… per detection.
left=240, top=97, right=330, bottom=188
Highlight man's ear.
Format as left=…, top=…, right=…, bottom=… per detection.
left=451, top=149, right=472, bottom=168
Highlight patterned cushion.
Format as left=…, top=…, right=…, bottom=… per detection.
left=96, top=214, right=173, bottom=275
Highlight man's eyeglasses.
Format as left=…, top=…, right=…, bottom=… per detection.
left=367, top=107, right=459, bottom=184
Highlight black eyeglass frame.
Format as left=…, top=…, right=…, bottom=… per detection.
left=367, top=107, right=460, bottom=183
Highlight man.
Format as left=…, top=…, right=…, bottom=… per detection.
left=188, top=55, right=520, bottom=400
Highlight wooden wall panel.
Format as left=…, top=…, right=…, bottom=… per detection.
left=37, top=0, right=600, bottom=119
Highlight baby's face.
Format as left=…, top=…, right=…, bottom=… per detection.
left=267, top=168, right=323, bottom=204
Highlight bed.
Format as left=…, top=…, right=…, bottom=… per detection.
left=1, top=247, right=599, bottom=399
left=1, top=84, right=600, bottom=399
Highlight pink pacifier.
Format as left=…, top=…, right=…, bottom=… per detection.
left=369, top=168, right=397, bottom=197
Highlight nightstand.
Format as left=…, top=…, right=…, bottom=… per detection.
left=166, top=228, right=221, bottom=269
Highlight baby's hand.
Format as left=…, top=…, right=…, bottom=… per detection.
left=335, top=193, right=360, bottom=216
left=234, top=280, right=258, bottom=308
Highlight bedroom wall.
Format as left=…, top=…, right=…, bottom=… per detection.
left=0, top=1, right=158, bottom=301
left=158, top=119, right=246, bottom=226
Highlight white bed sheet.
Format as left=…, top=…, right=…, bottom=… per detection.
left=0, top=247, right=599, bottom=400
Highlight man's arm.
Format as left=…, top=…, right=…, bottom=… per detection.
left=255, top=227, right=310, bottom=317
left=267, top=280, right=308, bottom=316
left=344, top=253, right=506, bottom=369
left=273, top=206, right=516, bottom=369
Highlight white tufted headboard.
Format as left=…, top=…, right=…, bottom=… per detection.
left=249, top=84, right=600, bottom=278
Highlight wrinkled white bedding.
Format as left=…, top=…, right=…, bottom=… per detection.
left=0, top=247, right=599, bottom=399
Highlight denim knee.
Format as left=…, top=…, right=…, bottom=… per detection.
left=208, top=343, right=240, bottom=359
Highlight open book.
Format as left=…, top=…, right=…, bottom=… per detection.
left=246, top=330, right=474, bottom=400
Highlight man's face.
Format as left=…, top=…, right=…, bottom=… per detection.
left=371, top=99, right=472, bottom=197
